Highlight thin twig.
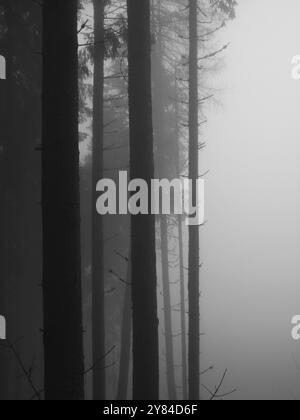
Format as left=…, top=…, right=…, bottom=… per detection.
left=83, top=345, right=116, bottom=376
left=0, top=340, right=41, bottom=400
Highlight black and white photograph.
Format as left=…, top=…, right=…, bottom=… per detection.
left=1, top=0, right=300, bottom=403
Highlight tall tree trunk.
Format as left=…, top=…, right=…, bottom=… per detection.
left=152, top=0, right=177, bottom=400
left=0, top=0, right=9, bottom=400
left=117, top=258, right=132, bottom=400
left=178, top=218, right=188, bottom=400
left=174, top=71, right=188, bottom=400
left=127, top=0, right=159, bottom=400
left=92, top=0, right=105, bottom=401
left=0, top=1, right=42, bottom=400
left=0, top=1, right=25, bottom=399
left=42, top=0, right=84, bottom=400
left=160, top=216, right=177, bottom=400
left=188, top=0, right=200, bottom=400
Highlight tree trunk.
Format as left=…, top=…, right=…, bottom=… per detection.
left=178, top=218, right=188, bottom=400
left=117, top=258, right=132, bottom=400
left=0, top=1, right=25, bottom=399
left=160, top=216, right=177, bottom=400
left=188, top=0, right=200, bottom=401
left=174, top=70, right=188, bottom=401
left=0, top=0, right=9, bottom=400
left=127, top=0, right=159, bottom=400
left=42, top=0, right=84, bottom=400
left=0, top=0, right=42, bottom=400
left=151, top=0, right=177, bottom=400
left=92, top=0, right=106, bottom=401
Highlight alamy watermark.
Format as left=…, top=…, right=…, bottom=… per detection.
left=291, top=55, right=300, bottom=80
left=96, top=171, right=205, bottom=226
left=0, top=316, right=6, bottom=340
left=0, top=55, right=6, bottom=80
left=291, top=316, right=300, bottom=340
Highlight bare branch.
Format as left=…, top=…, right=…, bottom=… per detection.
left=0, top=340, right=41, bottom=400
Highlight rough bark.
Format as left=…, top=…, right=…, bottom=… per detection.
left=42, top=0, right=84, bottom=400
left=127, top=0, right=159, bottom=400
left=188, top=0, right=200, bottom=401
left=92, top=0, right=106, bottom=401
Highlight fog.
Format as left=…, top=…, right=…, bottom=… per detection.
left=200, top=0, right=300, bottom=400
left=2, top=0, right=300, bottom=401
left=54, top=0, right=300, bottom=401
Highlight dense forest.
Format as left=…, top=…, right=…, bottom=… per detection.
left=0, top=0, right=238, bottom=401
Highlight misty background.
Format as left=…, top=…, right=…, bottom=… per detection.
left=200, top=0, right=300, bottom=400
left=82, top=0, right=300, bottom=400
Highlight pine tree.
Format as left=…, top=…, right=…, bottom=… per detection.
left=174, top=72, right=188, bottom=400
left=188, top=0, right=200, bottom=401
left=127, top=0, right=159, bottom=400
left=117, top=257, right=132, bottom=400
left=42, top=0, right=84, bottom=400
left=0, top=0, right=9, bottom=400
left=0, top=0, right=42, bottom=400
left=92, top=0, right=106, bottom=401
left=152, top=4, right=177, bottom=399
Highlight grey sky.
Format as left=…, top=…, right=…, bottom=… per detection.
left=200, top=0, right=300, bottom=400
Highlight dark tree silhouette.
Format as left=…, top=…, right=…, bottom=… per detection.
left=152, top=1, right=177, bottom=399
left=174, top=73, right=188, bottom=400
left=127, top=0, right=159, bottom=400
left=188, top=0, right=200, bottom=401
left=160, top=216, right=178, bottom=400
left=117, top=258, right=132, bottom=400
left=178, top=215, right=188, bottom=399
left=92, top=0, right=106, bottom=401
left=0, top=0, right=42, bottom=400
left=0, top=0, right=9, bottom=400
left=42, top=0, right=84, bottom=400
